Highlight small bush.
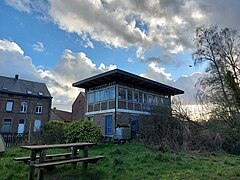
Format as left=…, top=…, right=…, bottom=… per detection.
left=41, top=120, right=66, bottom=144
left=65, top=119, right=101, bottom=143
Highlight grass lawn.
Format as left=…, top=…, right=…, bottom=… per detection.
left=1, top=142, right=240, bottom=180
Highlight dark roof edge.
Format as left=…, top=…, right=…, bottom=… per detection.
left=0, top=75, right=46, bottom=85
left=72, top=69, right=119, bottom=87
left=72, top=69, right=184, bottom=94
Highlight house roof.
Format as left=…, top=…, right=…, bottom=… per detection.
left=72, top=92, right=85, bottom=106
left=51, top=109, right=72, bottom=122
left=73, top=69, right=184, bottom=96
left=0, top=75, right=52, bottom=98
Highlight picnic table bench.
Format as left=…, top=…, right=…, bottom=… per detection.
left=13, top=142, right=105, bottom=180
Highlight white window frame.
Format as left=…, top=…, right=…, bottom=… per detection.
left=36, top=104, right=43, bottom=114
left=20, top=102, right=27, bottom=113
left=6, top=101, right=13, bottom=112
left=18, top=119, right=25, bottom=134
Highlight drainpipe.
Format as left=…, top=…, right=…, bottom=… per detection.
left=114, top=83, right=117, bottom=131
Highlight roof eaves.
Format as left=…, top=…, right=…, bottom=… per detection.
left=0, top=90, right=52, bottom=99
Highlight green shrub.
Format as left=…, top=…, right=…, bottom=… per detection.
left=65, top=119, right=101, bottom=143
left=41, top=120, right=66, bottom=144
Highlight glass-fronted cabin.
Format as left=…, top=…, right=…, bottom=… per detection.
left=73, top=69, right=184, bottom=137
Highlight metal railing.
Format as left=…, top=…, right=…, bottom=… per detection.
left=0, top=133, right=28, bottom=147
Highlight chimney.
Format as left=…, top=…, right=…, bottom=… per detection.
left=15, top=74, right=19, bottom=80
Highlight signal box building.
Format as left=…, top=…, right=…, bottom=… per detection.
left=73, top=69, right=184, bottom=137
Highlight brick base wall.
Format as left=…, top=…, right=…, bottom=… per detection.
left=88, top=111, right=149, bottom=137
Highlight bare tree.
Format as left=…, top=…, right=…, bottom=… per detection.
left=193, top=25, right=240, bottom=128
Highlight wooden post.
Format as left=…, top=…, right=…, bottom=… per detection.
left=71, top=147, right=78, bottom=169
left=83, top=146, right=88, bottom=170
left=28, top=150, right=37, bottom=180
left=37, top=150, right=46, bottom=180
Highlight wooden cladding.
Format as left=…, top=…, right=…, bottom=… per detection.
left=88, top=100, right=115, bottom=112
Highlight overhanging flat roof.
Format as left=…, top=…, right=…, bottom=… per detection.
left=73, top=69, right=184, bottom=96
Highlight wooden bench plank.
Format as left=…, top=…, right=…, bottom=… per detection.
left=13, top=152, right=72, bottom=162
left=33, top=156, right=105, bottom=168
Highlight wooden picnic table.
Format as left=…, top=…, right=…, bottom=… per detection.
left=19, top=142, right=99, bottom=180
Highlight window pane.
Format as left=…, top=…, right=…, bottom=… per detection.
left=36, top=104, right=42, bottom=113
left=127, top=90, right=132, bottom=101
left=2, top=119, right=11, bottom=132
left=139, top=93, right=143, bottom=103
left=109, top=88, right=115, bottom=99
left=148, top=95, right=153, bottom=104
left=95, top=91, right=100, bottom=102
left=144, top=94, right=147, bottom=103
left=163, top=98, right=170, bottom=106
left=20, top=102, right=27, bottom=113
left=99, top=90, right=105, bottom=101
left=6, top=101, right=13, bottom=111
left=118, top=88, right=126, bottom=100
left=153, top=96, right=157, bottom=105
left=104, top=89, right=108, bottom=100
left=88, top=92, right=94, bottom=103
left=18, top=119, right=25, bottom=133
left=34, top=120, right=41, bottom=132
left=133, top=92, right=139, bottom=102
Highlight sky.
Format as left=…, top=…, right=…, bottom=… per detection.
left=0, top=0, right=240, bottom=112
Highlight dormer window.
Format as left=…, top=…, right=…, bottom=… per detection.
left=27, top=91, right=32, bottom=94
left=2, top=87, right=8, bottom=91
left=38, top=92, right=43, bottom=96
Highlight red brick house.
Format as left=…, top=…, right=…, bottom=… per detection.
left=72, top=92, right=86, bottom=121
left=0, top=75, right=52, bottom=134
left=73, top=69, right=184, bottom=137
left=51, top=108, right=72, bottom=123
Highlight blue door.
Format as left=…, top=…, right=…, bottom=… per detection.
left=131, top=116, right=139, bottom=137
left=105, top=115, right=112, bottom=136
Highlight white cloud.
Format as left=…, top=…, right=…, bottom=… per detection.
left=5, top=0, right=240, bottom=59
left=0, top=39, right=117, bottom=111
left=5, top=0, right=32, bottom=13
left=4, top=0, right=50, bottom=14
left=32, top=42, right=45, bottom=52
left=38, top=49, right=117, bottom=111
left=0, top=39, right=24, bottom=55
left=136, top=47, right=145, bottom=59
left=81, top=34, right=94, bottom=48
left=141, top=62, right=202, bottom=105
left=140, top=62, right=172, bottom=84
left=127, top=58, right=134, bottom=63
left=0, top=39, right=40, bottom=80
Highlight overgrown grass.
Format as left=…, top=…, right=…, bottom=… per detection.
left=1, top=142, right=240, bottom=179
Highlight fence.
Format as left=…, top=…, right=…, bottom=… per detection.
left=0, top=133, right=28, bottom=147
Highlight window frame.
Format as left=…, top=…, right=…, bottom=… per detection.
left=36, top=104, right=43, bottom=114
left=127, top=90, right=133, bottom=101
left=2, top=119, right=11, bottom=132
left=20, top=101, right=27, bottom=113
left=33, top=119, right=41, bottom=132
left=118, top=88, right=126, bottom=100
left=6, top=101, right=13, bottom=112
